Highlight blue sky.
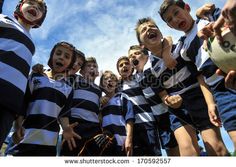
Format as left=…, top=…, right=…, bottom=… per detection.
left=2, top=0, right=233, bottom=154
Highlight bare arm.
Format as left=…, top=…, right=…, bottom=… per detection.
left=197, top=74, right=221, bottom=127
left=125, top=120, right=133, bottom=156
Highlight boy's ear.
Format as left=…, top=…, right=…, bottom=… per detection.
left=184, top=4, right=191, bottom=12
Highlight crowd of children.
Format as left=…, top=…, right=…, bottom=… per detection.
left=1, top=0, right=236, bottom=156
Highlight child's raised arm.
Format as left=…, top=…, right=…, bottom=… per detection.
left=162, top=36, right=177, bottom=69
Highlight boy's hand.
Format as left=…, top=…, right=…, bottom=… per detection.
left=197, top=22, right=214, bottom=50
left=124, top=136, right=133, bottom=156
left=208, top=104, right=222, bottom=127
left=216, top=69, right=236, bottom=90
left=196, top=3, right=215, bottom=20
left=62, top=122, right=81, bottom=151
left=162, top=37, right=177, bottom=69
left=12, top=127, right=25, bottom=144
left=165, top=95, right=182, bottom=109
left=32, top=63, right=45, bottom=74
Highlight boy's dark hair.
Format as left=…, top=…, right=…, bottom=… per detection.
left=48, top=41, right=76, bottom=70
left=75, top=48, right=86, bottom=69
left=116, top=56, right=130, bottom=73
left=128, top=45, right=149, bottom=57
left=81, top=56, right=98, bottom=71
left=135, top=17, right=158, bottom=44
left=99, top=70, right=118, bottom=93
left=159, top=0, right=186, bottom=21
left=14, top=0, right=47, bottom=28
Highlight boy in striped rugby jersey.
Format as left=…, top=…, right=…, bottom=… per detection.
left=0, top=0, right=47, bottom=149
left=8, top=41, right=80, bottom=156
left=135, top=16, right=228, bottom=156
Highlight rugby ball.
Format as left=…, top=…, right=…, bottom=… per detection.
left=207, top=29, right=236, bottom=73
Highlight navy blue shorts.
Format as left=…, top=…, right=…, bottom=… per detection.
left=181, top=87, right=215, bottom=131
left=133, top=127, right=162, bottom=156
left=155, top=112, right=178, bottom=149
left=212, top=80, right=236, bottom=131
left=168, top=107, right=191, bottom=131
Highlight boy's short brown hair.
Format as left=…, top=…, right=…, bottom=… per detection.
left=75, top=48, right=85, bottom=68
left=116, top=56, right=129, bottom=73
left=81, top=56, right=98, bottom=70
left=135, top=17, right=158, bottom=44
left=159, top=0, right=186, bottom=21
left=128, top=45, right=149, bottom=58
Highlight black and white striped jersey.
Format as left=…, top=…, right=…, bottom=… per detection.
left=67, top=74, right=102, bottom=138
left=121, top=78, right=156, bottom=130
left=0, top=14, right=35, bottom=114
left=101, top=92, right=134, bottom=149
left=179, top=19, right=223, bottom=88
left=19, top=73, right=73, bottom=148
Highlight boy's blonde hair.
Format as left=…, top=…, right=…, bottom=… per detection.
left=159, top=0, right=186, bottom=22
left=135, top=17, right=158, bottom=44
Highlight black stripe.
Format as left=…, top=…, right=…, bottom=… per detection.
left=69, top=117, right=101, bottom=138
left=186, top=35, right=202, bottom=63
left=0, top=50, right=30, bottom=78
left=134, top=121, right=156, bottom=130
left=23, top=114, right=60, bottom=132
left=166, top=76, right=198, bottom=94
left=0, top=78, right=24, bottom=114
left=0, top=27, right=35, bottom=54
left=147, top=94, right=163, bottom=106
left=133, top=104, right=152, bottom=114
left=122, top=87, right=143, bottom=97
left=74, top=80, right=102, bottom=97
left=200, top=58, right=218, bottom=78
left=103, top=124, right=126, bottom=136
left=102, top=105, right=122, bottom=116
left=13, top=143, right=56, bottom=156
left=30, top=87, right=67, bottom=108
left=72, top=99, right=99, bottom=114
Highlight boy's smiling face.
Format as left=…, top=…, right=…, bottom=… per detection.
left=162, top=5, right=194, bottom=33
left=21, top=0, right=45, bottom=23
left=52, top=45, right=73, bottom=73
left=138, top=22, right=163, bottom=49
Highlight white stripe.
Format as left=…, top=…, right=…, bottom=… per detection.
left=73, top=89, right=99, bottom=105
left=196, top=47, right=210, bottom=71
left=114, top=134, right=126, bottom=146
left=129, top=95, right=148, bottom=105
left=205, top=73, right=224, bottom=86
left=27, top=100, right=61, bottom=118
left=169, top=82, right=199, bottom=95
left=71, top=108, right=99, bottom=123
left=0, top=39, right=32, bottom=65
left=135, top=112, right=155, bottom=123
left=0, top=62, right=27, bottom=92
left=142, top=87, right=155, bottom=98
left=102, top=115, right=125, bottom=127
left=21, top=129, right=58, bottom=146
left=121, top=93, right=148, bottom=105
left=163, top=66, right=191, bottom=88
left=151, top=103, right=168, bottom=116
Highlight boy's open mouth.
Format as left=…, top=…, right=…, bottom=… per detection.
left=55, top=62, right=63, bottom=67
left=178, top=21, right=186, bottom=29
left=147, top=32, right=157, bottom=39
left=90, top=72, right=95, bottom=76
left=132, top=59, right=139, bottom=66
left=28, top=9, right=37, bottom=17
